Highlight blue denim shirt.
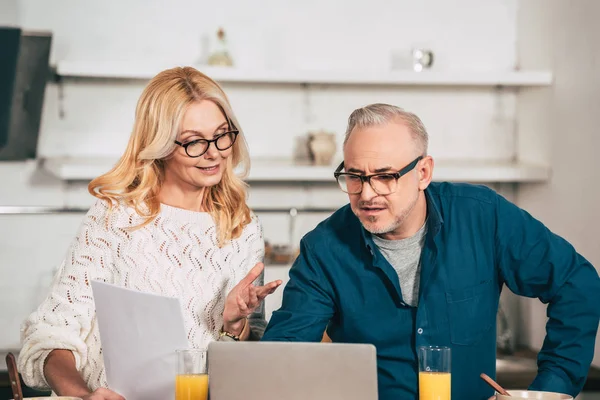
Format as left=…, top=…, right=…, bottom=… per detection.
left=262, top=182, right=600, bottom=400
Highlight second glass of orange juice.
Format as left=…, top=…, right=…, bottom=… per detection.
left=418, top=346, right=451, bottom=400
left=176, top=349, right=208, bottom=400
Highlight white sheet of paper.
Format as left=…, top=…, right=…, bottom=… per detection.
left=91, top=281, right=188, bottom=400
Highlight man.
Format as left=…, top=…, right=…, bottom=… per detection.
left=262, top=103, right=600, bottom=400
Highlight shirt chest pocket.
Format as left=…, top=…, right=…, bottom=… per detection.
left=445, top=280, right=494, bottom=346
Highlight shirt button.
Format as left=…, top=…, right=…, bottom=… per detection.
left=417, top=328, right=424, bottom=334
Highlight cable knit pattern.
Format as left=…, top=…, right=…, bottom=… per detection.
left=18, top=199, right=264, bottom=391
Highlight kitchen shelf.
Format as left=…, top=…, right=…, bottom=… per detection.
left=55, top=61, right=553, bottom=87
left=42, top=157, right=551, bottom=183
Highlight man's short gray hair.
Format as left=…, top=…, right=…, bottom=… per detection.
left=343, top=103, right=429, bottom=155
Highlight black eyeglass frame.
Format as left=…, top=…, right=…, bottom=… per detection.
left=174, top=130, right=240, bottom=158
left=333, top=156, right=424, bottom=195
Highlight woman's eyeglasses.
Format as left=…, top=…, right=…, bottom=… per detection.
left=174, top=130, right=239, bottom=158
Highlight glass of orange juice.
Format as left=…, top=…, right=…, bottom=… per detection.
left=176, top=349, right=208, bottom=400
left=418, top=346, right=451, bottom=400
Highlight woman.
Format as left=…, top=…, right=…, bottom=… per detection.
left=18, top=67, right=281, bottom=400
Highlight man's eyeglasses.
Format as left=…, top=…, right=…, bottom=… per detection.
left=174, top=130, right=239, bottom=158
left=334, top=156, right=423, bottom=195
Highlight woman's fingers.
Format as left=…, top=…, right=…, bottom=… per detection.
left=255, top=280, right=283, bottom=300
left=239, top=262, right=265, bottom=287
left=247, top=286, right=259, bottom=309
left=237, top=294, right=248, bottom=313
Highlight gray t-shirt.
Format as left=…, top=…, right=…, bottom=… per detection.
left=371, top=222, right=427, bottom=307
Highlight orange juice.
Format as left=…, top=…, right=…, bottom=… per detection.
left=175, top=373, right=209, bottom=400
left=419, top=371, right=451, bottom=400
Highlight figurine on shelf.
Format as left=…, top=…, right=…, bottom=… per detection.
left=207, top=27, right=233, bottom=67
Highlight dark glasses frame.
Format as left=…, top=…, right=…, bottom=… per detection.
left=333, top=156, right=424, bottom=194
left=174, top=130, right=239, bottom=158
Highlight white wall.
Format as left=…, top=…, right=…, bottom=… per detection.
left=20, top=0, right=519, bottom=162
left=0, top=0, right=528, bottom=351
left=0, top=0, right=18, bottom=26
left=516, top=0, right=600, bottom=367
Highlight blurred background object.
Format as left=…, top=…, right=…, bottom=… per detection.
left=207, top=27, right=233, bottom=67
left=308, top=130, right=336, bottom=166
left=0, top=28, right=51, bottom=160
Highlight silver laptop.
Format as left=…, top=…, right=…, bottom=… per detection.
left=208, top=342, right=378, bottom=400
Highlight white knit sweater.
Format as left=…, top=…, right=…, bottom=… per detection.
left=18, top=199, right=264, bottom=390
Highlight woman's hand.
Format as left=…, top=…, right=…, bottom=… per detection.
left=44, top=350, right=124, bottom=400
left=222, top=262, right=282, bottom=335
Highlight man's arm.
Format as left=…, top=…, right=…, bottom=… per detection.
left=494, top=194, right=600, bottom=397
left=262, top=238, right=336, bottom=342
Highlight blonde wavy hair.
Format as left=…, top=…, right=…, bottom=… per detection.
left=88, top=66, right=252, bottom=247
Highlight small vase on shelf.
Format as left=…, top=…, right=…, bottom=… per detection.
left=207, top=27, right=233, bottom=67
left=308, top=131, right=337, bottom=166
